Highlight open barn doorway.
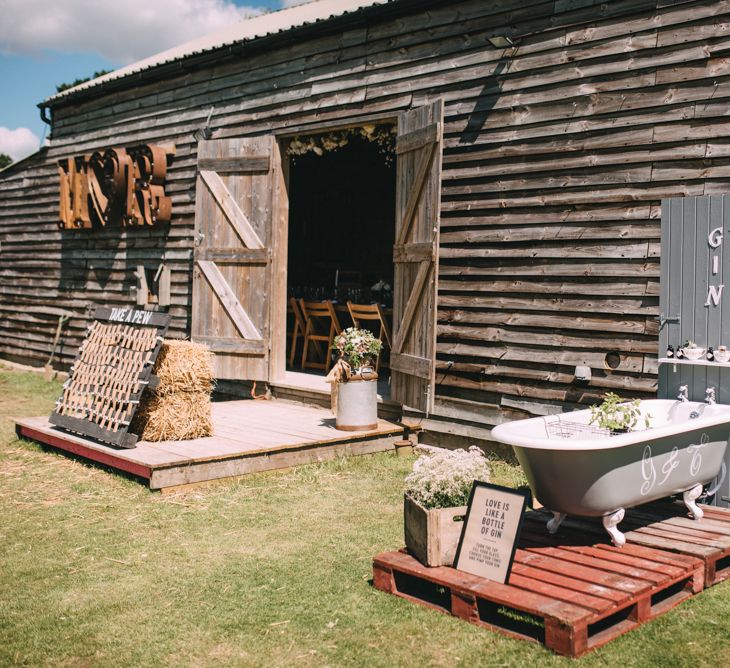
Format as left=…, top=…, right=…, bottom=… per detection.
left=283, top=125, right=396, bottom=395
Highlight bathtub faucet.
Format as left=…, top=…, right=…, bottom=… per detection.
left=678, top=385, right=689, bottom=402
left=706, top=386, right=716, bottom=405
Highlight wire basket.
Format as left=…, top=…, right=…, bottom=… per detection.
left=543, top=417, right=612, bottom=440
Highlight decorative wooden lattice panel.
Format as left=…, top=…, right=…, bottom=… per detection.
left=50, top=307, right=171, bottom=448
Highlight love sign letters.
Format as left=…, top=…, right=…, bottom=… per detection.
left=58, top=144, right=172, bottom=229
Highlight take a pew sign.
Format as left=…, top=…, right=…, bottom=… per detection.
left=58, top=144, right=172, bottom=229
left=454, top=482, right=528, bottom=584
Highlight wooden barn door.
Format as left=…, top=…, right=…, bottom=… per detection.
left=391, top=100, right=444, bottom=412
left=192, top=137, right=282, bottom=381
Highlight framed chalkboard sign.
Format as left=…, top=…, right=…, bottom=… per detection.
left=453, top=481, right=529, bottom=584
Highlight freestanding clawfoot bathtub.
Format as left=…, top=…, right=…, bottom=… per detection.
left=491, top=399, right=730, bottom=546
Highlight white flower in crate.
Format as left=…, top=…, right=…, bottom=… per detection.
left=405, top=445, right=490, bottom=510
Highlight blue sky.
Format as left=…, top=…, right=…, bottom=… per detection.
left=0, top=0, right=297, bottom=161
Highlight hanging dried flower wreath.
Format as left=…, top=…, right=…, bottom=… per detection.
left=287, top=124, right=396, bottom=164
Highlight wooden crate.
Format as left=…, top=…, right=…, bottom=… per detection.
left=404, top=494, right=467, bottom=567
left=373, top=540, right=702, bottom=658
left=528, top=502, right=730, bottom=588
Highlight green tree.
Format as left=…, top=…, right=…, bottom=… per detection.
left=56, top=69, right=113, bottom=93
left=0, top=153, right=12, bottom=169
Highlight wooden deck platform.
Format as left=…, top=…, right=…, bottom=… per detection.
left=14, top=399, right=414, bottom=491
left=374, top=522, right=704, bottom=657
left=530, top=503, right=730, bottom=588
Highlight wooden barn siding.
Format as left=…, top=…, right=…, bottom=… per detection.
left=2, top=0, right=729, bottom=422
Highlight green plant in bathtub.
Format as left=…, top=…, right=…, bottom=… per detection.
left=589, top=392, right=651, bottom=433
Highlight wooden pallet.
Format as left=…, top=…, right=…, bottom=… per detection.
left=529, top=502, right=730, bottom=588
left=624, top=503, right=730, bottom=587
left=373, top=539, right=703, bottom=657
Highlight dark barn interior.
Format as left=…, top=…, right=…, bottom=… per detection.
left=286, top=133, right=396, bottom=304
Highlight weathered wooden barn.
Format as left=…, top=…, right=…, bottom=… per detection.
left=2, top=0, right=729, bottom=444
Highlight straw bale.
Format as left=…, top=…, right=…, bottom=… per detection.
left=133, top=392, right=212, bottom=441
left=133, top=339, right=215, bottom=441
left=153, top=339, right=215, bottom=396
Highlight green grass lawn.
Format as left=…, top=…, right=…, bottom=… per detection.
left=1, top=367, right=729, bottom=667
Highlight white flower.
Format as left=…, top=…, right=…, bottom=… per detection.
left=405, top=446, right=490, bottom=509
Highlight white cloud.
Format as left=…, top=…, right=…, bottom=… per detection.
left=0, top=0, right=265, bottom=64
left=0, top=127, right=40, bottom=162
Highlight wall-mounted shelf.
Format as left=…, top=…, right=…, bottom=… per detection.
left=658, top=357, right=730, bottom=368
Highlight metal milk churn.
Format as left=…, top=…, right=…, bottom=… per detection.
left=335, top=367, right=378, bottom=431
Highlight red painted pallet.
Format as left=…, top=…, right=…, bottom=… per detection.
left=373, top=540, right=703, bottom=658
left=625, top=503, right=730, bottom=587
left=529, top=502, right=730, bottom=588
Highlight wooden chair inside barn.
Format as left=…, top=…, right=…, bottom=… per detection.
left=299, top=299, right=342, bottom=372
left=288, top=297, right=307, bottom=368
left=347, top=301, right=392, bottom=373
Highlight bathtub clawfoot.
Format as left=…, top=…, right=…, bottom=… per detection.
left=602, top=508, right=626, bottom=547
left=546, top=511, right=566, bottom=534
left=683, top=483, right=704, bottom=520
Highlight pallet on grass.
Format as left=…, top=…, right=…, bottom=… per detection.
left=373, top=538, right=702, bottom=657
left=49, top=307, right=170, bottom=448
left=529, top=502, right=730, bottom=588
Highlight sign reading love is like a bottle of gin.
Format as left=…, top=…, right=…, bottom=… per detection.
left=453, top=482, right=528, bottom=584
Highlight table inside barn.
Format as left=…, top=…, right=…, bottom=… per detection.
left=15, top=399, right=415, bottom=492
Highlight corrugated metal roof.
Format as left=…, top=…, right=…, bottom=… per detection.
left=44, top=0, right=389, bottom=105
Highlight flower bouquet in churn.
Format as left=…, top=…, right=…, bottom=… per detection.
left=327, top=328, right=383, bottom=431
left=332, top=327, right=383, bottom=374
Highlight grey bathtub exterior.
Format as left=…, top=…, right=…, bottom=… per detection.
left=513, top=425, right=728, bottom=518
left=491, top=399, right=730, bottom=545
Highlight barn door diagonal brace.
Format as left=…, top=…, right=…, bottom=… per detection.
left=197, top=259, right=262, bottom=341
left=392, top=261, right=432, bottom=355
left=396, top=141, right=437, bottom=247
left=199, top=169, right=264, bottom=249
